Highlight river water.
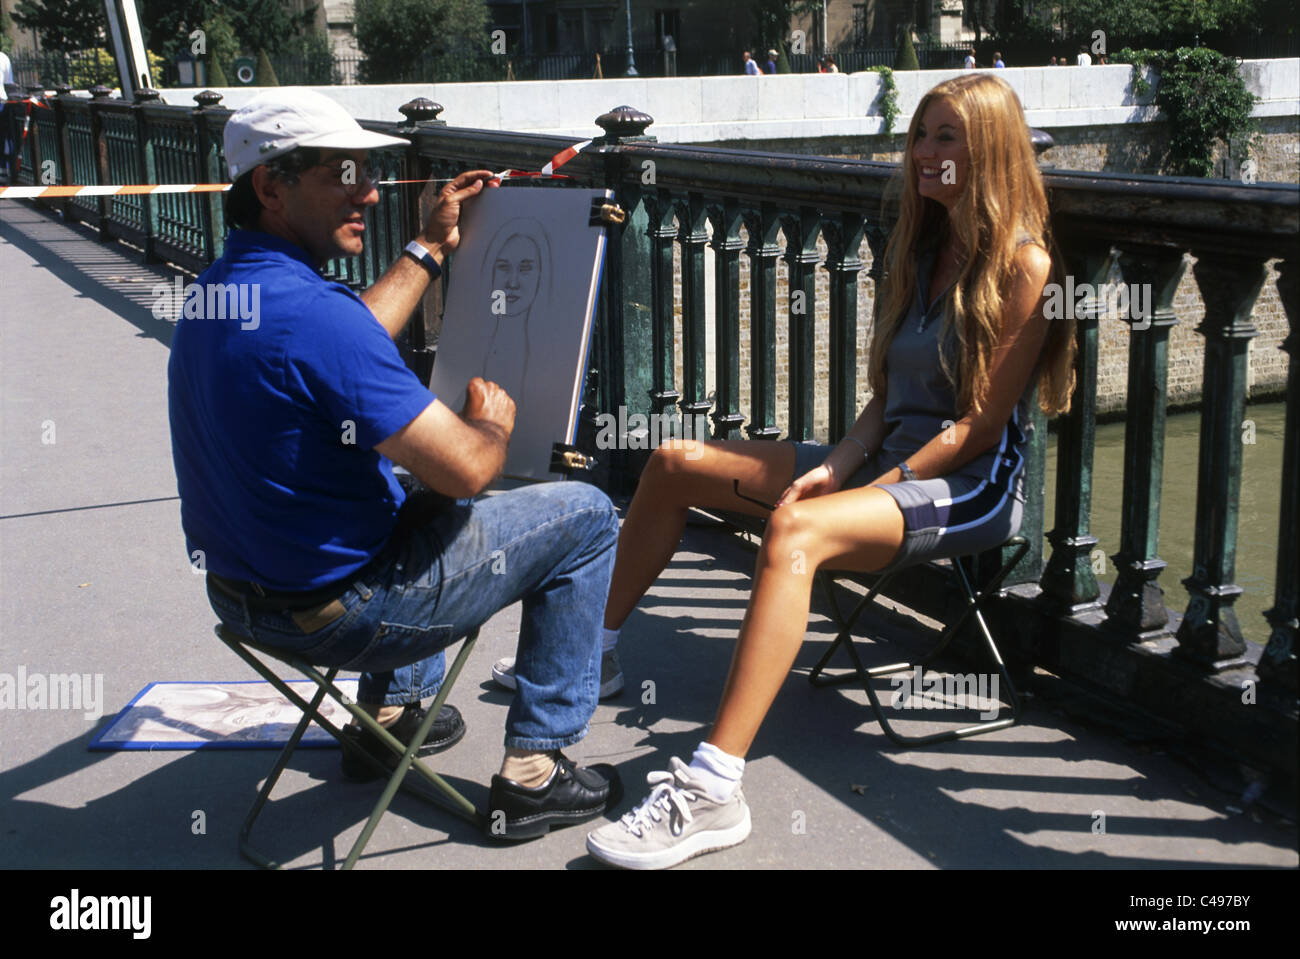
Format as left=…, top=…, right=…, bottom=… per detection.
left=1043, top=401, right=1285, bottom=646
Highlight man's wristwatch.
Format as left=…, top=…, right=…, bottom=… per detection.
left=403, top=240, right=442, bottom=279
left=899, top=462, right=919, bottom=482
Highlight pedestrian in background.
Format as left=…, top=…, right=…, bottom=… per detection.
left=743, top=50, right=760, bottom=75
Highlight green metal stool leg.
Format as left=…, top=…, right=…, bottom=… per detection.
left=341, top=630, right=481, bottom=870
left=238, top=671, right=337, bottom=869
left=215, top=625, right=484, bottom=869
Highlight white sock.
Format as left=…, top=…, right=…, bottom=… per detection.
left=601, top=627, right=620, bottom=653
left=688, top=741, right=745, bottom=802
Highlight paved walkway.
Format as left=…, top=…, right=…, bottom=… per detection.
left=1, top=202, right=1295, bottom=870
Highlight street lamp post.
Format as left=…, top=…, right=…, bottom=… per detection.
left=624, top=0, right=638, bottom=76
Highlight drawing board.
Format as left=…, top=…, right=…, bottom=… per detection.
left=430, top=187, right=611, bottom=481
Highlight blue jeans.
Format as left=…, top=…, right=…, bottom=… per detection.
left=207, top=481, right=619, bottom=750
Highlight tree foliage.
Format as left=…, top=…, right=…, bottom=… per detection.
left=894, top=30, right=919, bottom=70
left=1113, top=46, right=1258, bottom=176
left=139, top=1, right=317, bottom=62
left=1006, top=0, right=1271, bottom=49
left=12, top=0, right=105, bottom=52
left=253, top=48, right=278, bottom=86
left=354, top=0, right=490, bottom=83
left=199, top=7, right=240, bottom=82
left=274, top=29, right=337, bottom=85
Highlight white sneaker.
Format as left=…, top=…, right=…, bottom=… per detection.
left=585, top=757, right=752, bottom=870
left=492, top=648, right=625, bottom=699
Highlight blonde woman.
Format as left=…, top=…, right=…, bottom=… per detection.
left=579, top=72, right=1076, bottom=869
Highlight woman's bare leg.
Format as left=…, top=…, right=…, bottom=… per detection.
left=707, top=485, right=906, bottom=757
left=603, top=440, right=796, bottom=631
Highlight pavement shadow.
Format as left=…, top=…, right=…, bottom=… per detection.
left=603, top=521, right=1297, bottom=868
left=0, top=717, right=521, bottom=869
left=0, top=205, right=179, bottom=349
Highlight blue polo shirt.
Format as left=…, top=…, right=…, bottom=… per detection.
left=167, top=230, right=435, bottom=590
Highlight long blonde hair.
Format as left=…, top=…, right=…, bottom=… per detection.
left=868, top=73, right=1074, bottom=417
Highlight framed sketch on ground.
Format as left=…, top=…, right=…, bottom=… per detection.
left=430, top=186, right=613, bottom=482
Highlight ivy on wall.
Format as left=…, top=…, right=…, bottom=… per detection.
left=1114, top=47, right=1259, bottom=178
left=868, top=65, right=899, bottom=136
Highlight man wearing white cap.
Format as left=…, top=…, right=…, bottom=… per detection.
left=168, top=89, right=622, bottom=840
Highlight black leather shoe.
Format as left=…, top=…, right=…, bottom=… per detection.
left=485, top=753, right=622, bottom=840
left=340, top=703, right=466, bottom=782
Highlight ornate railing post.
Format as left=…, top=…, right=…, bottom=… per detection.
left=781, top=207, right=820, bottom=440
left=395, top=97, right=446, bottom=385
left=1176, top=248, right=1268, bottom=668
left=594, top=105, right=656, bottom=490
left=824, top=213, right=866, bottom=442
left=50, top=85, right=74, bottom=218
left=676, top=193, right=712, bottom=440
left=88, top=84, right=113, bottom=236
left=192, top=90, right=225, bottom=263
left=647, top=190, right=681, bottom=423
left=1105, top=246, right=1186, bottom=638
left=23, top=86, right=45, bottom=189
left=131, top=87, right=161, bottom=261
left=1039, top=241, right=1109, bottom=615
left=709, top=199, right=745, bottom=439
left=744, top=203, right=781, bottom=440
left=1258, top=250, right=1298, bottom=693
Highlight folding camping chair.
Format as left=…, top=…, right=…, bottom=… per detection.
left=808, top=536, right=1029, bottom=746
left=215, top=623, right=482, bottom=870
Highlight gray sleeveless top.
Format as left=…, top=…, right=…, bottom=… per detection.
left=879, top=240, right=1038, bottom=501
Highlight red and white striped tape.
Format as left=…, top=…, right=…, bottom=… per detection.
left=541, top=138, right=592, bottom=176
left=0, top=138, right=595, bottom=199
left=0, top=183, right=230, bottom=199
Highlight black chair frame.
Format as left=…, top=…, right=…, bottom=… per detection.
left=808, top=536, right=1029, bottom=746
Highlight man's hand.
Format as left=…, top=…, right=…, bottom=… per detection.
left=421, top=169, right=497, bottom=254
left=462, top=376, right=516, bottom=441
left=364, top=168, right=497, bottom=339
left=376, top=381, right=515, bottom=500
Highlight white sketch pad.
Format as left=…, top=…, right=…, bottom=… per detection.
left=431, top=188, right=611, bottom=480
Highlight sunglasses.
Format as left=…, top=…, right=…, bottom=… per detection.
left=311, top=160, right=384, bottom=195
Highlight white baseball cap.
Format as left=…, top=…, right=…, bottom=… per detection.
left=223, top=88, right=409, bottom=180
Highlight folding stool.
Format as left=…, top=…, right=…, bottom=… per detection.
left=808, top=537, right=1029, bottom=746
left=214, top=624, right=482, bottom=869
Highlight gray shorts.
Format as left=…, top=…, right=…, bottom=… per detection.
left=790, top=441, right=1024, bottom=573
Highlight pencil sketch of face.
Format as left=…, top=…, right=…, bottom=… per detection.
left=493, top=234, right=541, bottom=316
left=482, top=217, right=551, bottom=320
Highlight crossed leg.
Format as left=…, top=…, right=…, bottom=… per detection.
left=605, top=440, right=906, bottom=758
